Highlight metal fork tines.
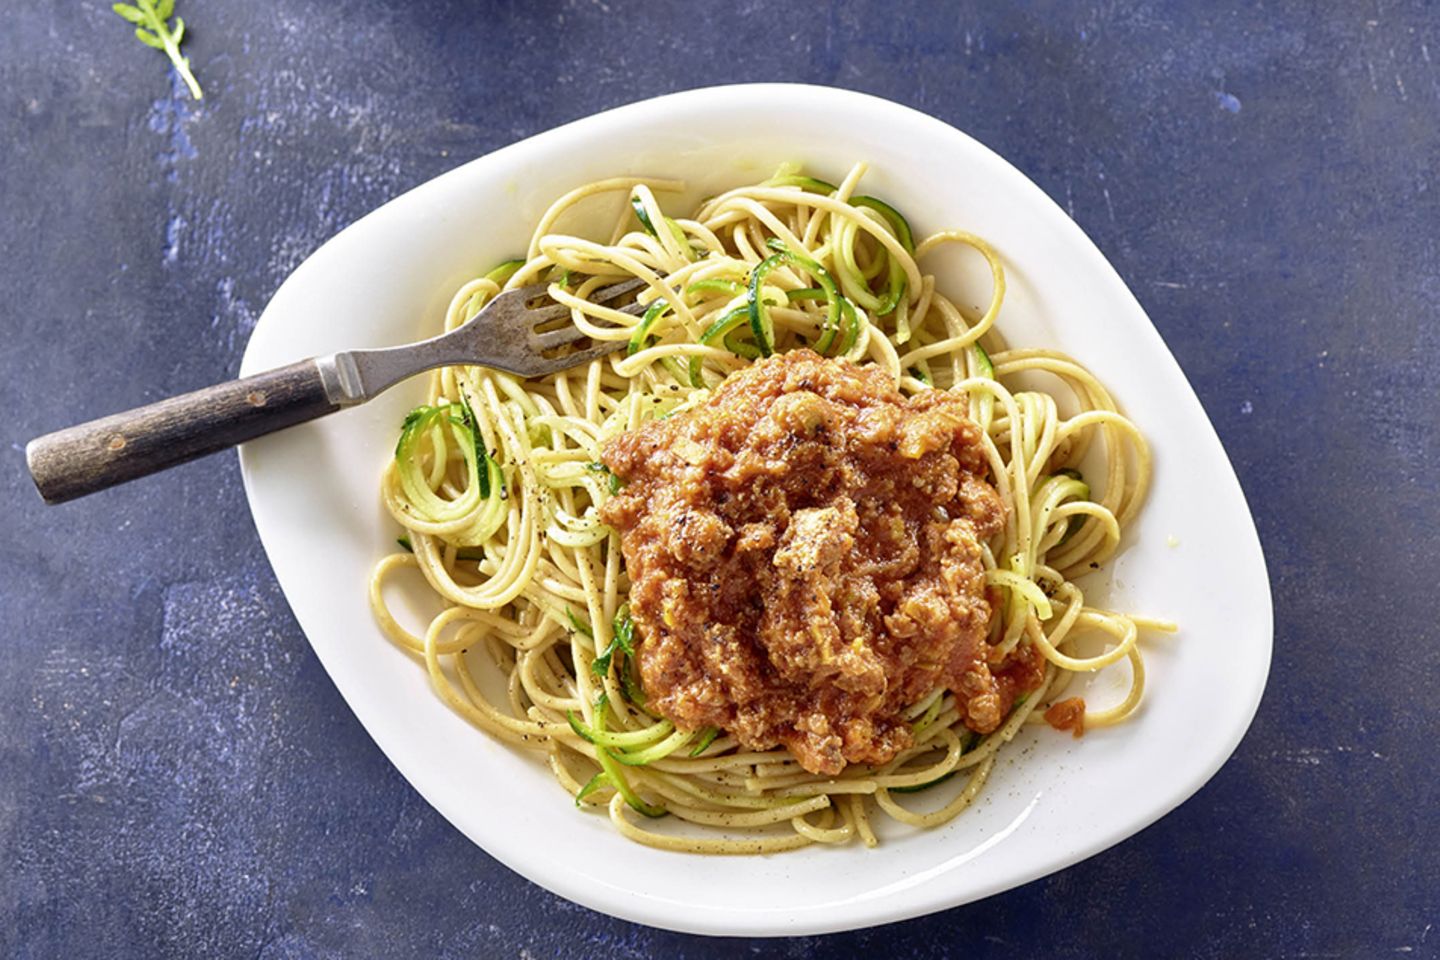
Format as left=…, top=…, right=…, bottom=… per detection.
left=321, top=278, right=647, bottom=405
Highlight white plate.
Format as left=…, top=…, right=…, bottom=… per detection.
left=239, top=83, right=1272, bottom=936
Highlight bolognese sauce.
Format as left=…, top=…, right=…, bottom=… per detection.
left=600, top=350, right=1046, bottom=776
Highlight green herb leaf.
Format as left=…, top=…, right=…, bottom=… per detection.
left=112, top=0, right=202, bottom=99
left=590, top=648, right=615, bottom=677
left=584, top=460, right=623, bottom=495
left=591, top=605, right=636, bottom=678
left=611, top=606, right=634, bottom=655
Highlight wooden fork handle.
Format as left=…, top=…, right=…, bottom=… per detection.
left=26, top=359, right=340, bottom=504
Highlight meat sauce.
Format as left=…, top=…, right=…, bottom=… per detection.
left=600, top=350, right=1045, bottom=776
left=1044, top=697, right=1087, bottom=738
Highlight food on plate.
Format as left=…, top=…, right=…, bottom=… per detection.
left=601, top=350, right=1028, bottom=777
left=369, top=164, right=1173, bottom=853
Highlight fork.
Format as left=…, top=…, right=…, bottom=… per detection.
left=26, top=278, right=645, bottom=505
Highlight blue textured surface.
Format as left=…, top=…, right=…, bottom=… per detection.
left=4, top=2, right=1438, bottom=957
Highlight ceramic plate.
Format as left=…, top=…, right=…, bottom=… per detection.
left=238, top=83, right=1271, bottom=936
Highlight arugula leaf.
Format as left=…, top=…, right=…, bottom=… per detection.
left=112, top=0, right=202, bottom=100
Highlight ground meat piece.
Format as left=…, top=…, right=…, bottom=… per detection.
left=601, top=350, right=1042, bottom=776
left=662, top=508, right=732, bottom=568
left=1045, top=697, right=1087, bottom=738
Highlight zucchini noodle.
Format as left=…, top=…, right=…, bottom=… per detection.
left=369, top=163, right=1174, bottom=854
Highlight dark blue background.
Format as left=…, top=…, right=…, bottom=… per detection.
left=4, top=2, right=1437, bottom=957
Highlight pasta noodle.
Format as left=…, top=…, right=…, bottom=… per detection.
left=368, top=163, right=1175, bottom=853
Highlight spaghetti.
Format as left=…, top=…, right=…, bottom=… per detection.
left=369, top=163, right=1174, bottom=853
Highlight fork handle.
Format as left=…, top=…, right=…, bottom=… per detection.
left=26, top=359, right=340, bottom=504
